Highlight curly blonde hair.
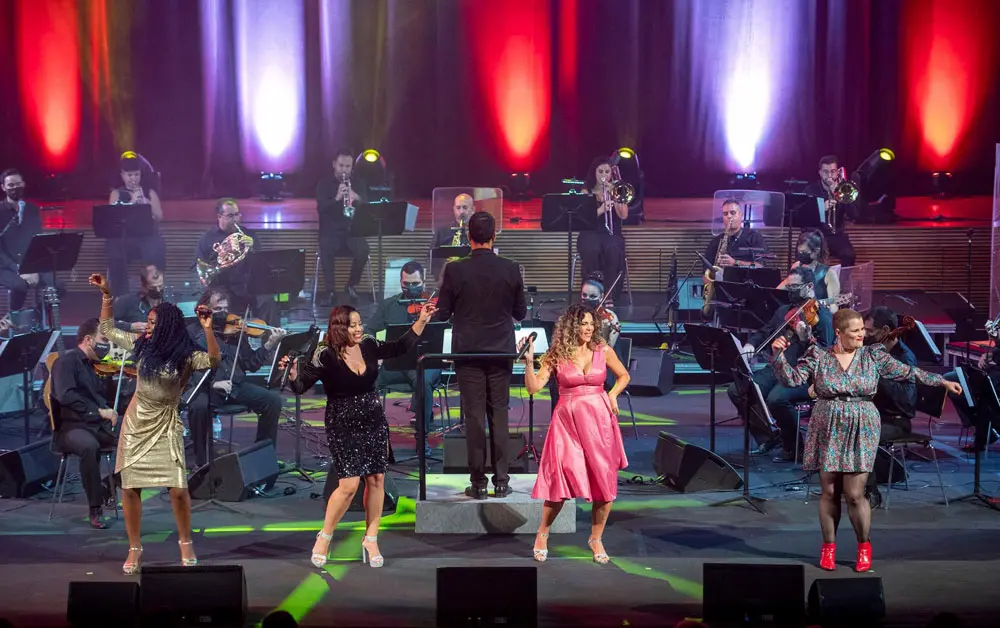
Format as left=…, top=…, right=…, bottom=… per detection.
left=543, top=304, right=604, bottom=370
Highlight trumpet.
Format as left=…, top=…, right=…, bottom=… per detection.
left=602, top=165, right=634, bottom=235
left=826, top=167, right=858, bottom=234
left=196, top=224, right=254, bottom=286
left=342, top=173, right=355, bottom=219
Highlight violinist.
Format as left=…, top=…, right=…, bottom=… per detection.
left=726, top=267, right=834, bottom=462
left=50, top=318, right=117, bottom=529
left=367, top=260, right=442, bottom=433
left=185, top=288, right=287, bottom=468
left=581, top=272, right=620, bottom=347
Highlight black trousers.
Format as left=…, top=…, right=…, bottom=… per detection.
left=105, top=235, right=167, bottom=296
left=577, top=231, right=625, bottom=301
left=318, top=224, right=369, bottom=295
left=866, top=420, right=910, bottom=490
left=821, top=228, right=856, bottom=267
left=0, top=268, right=61, bottom=311
left=55, top=425, right=116, bottom=510
left=456, top=359, right=512, bottom=488
left=726, top=366, right=808, bottom=452
left=186, top=381, right=283, bottom=467
left=375, top=368, right=443, bottom=430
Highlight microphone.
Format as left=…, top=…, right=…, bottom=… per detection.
left=16, top=200, right=24, bottom=225
left=517, top=331, right=537, bottom=361
left=280, top=351, right=301, bottom=391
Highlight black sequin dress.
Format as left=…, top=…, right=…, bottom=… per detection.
left=289, top=331, right=417, bottom=478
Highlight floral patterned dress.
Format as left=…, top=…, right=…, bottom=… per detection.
left=773, top=343, right=944, bottom=472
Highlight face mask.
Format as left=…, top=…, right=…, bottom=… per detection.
left=582, top=296, right=601, bottom=308
left=146, top=286, right=163, bottom=299
left=94, top=342, right=110, bottom=360
left=796, top=251, right=814, bottom=264
left=403, top=283, right=424, bottom=298
left=7, top=187, right=24, bottom=201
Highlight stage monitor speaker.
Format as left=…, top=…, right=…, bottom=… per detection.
left=437, top=567, right=537, bottom=628
left=140, top=565, right=247, bottom=627
left=627, top=348, right=674, bottom=396
left=67, top=581, right=139, bottom=627
left=703, top=562, right=805, bottom=626
left=808, top=577, right=885, bottom=626
left=652, top=432, right=742, bottom=493
left=0, top=437, right=61, bottom=498
left=442, top=433, right=527, bottom=474
left=188, top=438, right=279, bottom=501
left=322, top=469, right=399, bottom=512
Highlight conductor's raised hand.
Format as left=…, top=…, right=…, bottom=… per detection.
left=195, top=305, right=214, bottom=330
left=771, top=336, right=790, bottom=356
left=943, top=380, right=963, bottom=396
left=518, top=336, right=534, bottom=363
left=89, top=274, right=110, bottom=294
left=418, top=301, right=438, bottom=324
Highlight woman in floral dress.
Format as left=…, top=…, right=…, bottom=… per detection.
left=772, top=309, right=961, bottom=572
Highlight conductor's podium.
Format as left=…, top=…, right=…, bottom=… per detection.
left=415, top=474, right=577, bottom=534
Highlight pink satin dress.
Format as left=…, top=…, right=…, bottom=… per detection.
left=532, top=347, right=628, bottom=503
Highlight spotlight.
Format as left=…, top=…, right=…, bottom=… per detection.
left=852, top=148, right=896, bottom=222
left=617, top=147, right=635, bottom=160
left=509, top=172, right=531, bottom=200
left=878, top=148, right=895, bottom=161
left=354, top=150, right=392, bottom=200
left=361, top=149, right=381, bottom=163
left=259, top=172, right=284, bottom=201
left=610, top=149, right=645, bottom=223
left=729, top=172, right=759, bottom=190
left=932, top=171, right=954, bottom=198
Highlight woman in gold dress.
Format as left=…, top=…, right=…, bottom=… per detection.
left=90, top=274, right=220, bottom=574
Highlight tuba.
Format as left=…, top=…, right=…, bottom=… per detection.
left=196, top=224, right=255, bottom=286
left=827, top=167, right=858, bottom=234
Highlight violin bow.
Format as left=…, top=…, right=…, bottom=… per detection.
left=596, top=271, right=625, bottom=310
left=225, top=306, right=251, bottom=393
left=755, top=299, right=815, bottom=358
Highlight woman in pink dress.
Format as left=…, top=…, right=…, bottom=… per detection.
left=521, top=304, right=631, bottom=564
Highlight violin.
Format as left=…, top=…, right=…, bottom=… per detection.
left=93, top=360, right=137, bottom=379
left=220, top=313, right=281, bottom=338
left=784, top=298, right=820, bottom=328
left=595, top=306, right=622, bottom=334
left=403, top=291, right=438, bottom=318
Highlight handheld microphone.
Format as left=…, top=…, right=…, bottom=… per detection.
left=517, top=331, right=537, bottom=361
left=280, top=351, right=301, bottom=391
left=16, top=200, right=24, bottom=225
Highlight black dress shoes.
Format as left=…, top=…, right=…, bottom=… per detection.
left=465, top=486, right=488, bottom=500
left=493, top=484, right=512, bottom=498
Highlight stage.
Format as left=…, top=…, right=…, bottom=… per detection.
left=2, top=383, right=999, bottom=627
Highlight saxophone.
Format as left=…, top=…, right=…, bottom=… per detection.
left=451, top=217, right=467, bottom=246
left=702, top=231, right=730, bottom=316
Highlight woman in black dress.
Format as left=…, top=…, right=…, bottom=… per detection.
left=284, top=302, right=436, bottom=569
left=577, top=156, right=629, bottom=306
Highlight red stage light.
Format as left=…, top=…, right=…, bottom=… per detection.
left=557, top=0, right=578, bottom=99
left=467, top=0, right=552, bottom=171
left=903, top=0, right=998, bottom=170
left=16, top=0, right=81, bottom=171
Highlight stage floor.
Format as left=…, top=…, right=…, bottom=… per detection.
left=1, top=384, right=999, bottom=626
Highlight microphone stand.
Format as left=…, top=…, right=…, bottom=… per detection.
left=655, top=256, right=700, bottom=354
left=964, top=229, right=974, bottom=366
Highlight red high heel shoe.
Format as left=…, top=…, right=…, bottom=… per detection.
left=819, top=543, right=836, bottom=571
left=855, top=542, right=872, bottom=572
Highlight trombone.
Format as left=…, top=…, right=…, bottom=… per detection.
left=827, top=167, right=858, bottom=234
left=602, top=165, right=635, bottom=235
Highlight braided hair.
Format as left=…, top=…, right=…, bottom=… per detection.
left=132, top=302, right=200, bottom=379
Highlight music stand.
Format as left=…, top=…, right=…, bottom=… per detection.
left=184, top=368, right=244, bottom=514
left=245, top=248, right=306, bottom=297
left=18, top=232, right=84, bottom=331
left=541, top=194, right=599, bottom=305
left=0, top=331, right=59, bottom=445
left=269, top=328, right=321, bottom=484
left=92, top=204, right=155, bottom=240
left=951, top=367, right=1000, bottom=511
left=685, top=324, right=740, bottom=453
left=713, top=281, right=776, bottom=332
left=430, top=245, right=471, bottom=279
left=350, top=201, right=418, bottom=297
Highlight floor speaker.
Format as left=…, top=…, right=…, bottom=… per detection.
left=437, top=567, right=537, bottom=628
left=67, top=581, right=139, bottom=627
left=140, top=565, right=247, bottom=627
left=703, top=562, right=805, bottom=625
left=188, top=438, right=279, bottom=501
left=442, top=433, right=527, bottom=474
left=652, top=432, right=743, bottom=493
left=627, top=348, right=674, bottom=396
left=0, top=437, right=61, bottom=498
left=808, top=577, right=885, bottom=626
left=322, top=469, right=399, bottom=512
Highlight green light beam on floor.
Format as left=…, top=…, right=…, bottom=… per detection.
left=611, top=557, right=703, bottom=601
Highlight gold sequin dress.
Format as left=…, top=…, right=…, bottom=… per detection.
left=99, top=319, right=219, bottom=489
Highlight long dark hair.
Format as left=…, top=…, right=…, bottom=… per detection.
left=582, top=156, right=613, bottom=191
left=543, top=304, right=603, bottom=370
left=132, top=302, right=199, bottom=379
left=797, top=229, right=829, bottom=264
left=326, top=305, right=358, bottom=359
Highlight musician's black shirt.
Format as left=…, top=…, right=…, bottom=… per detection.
left=703, top=228, right=768, bottom=267
left=368, top=292, right=418, bottom=333
left=316, top=174, right=368, bottom=232
left=113, top=292, right=158, bottom=331
left=0, top=199, right=42, bottom=272
left=187, top=324, right=271, bottom=387
left=748, top=303, right=834, bottom=363
left=52, top=348, right=110, bottom=430
left=432, top=223, right=469, bottom=249
left=802, top=180, right=858, bottom=231
left=874, top=340, right=917, bottom=422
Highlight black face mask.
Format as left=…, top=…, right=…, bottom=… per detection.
left=796, top=251, right=814, bottom=265
left=94, top=342, right=110, bottom=360
left=403, top=283, right=424, bottom=298
left=146, top=286, right=163, bottom=300
left=582, top=296, right=601, bottom=308
left=7, top=187, right=24, bottom=201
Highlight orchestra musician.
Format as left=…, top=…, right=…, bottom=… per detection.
left=777, top=229, right=840, bottom=307
left=194, top=198, right=279, bottom=327
left=50, top=318, right=118, bottom=529
left=113, top=264, right=165, bottom=332
left=580, top=272, right=620, bottom=347
left=436, top=211, right=527, bottom=500
left=366, top=261, right=443, bottom=436
left=944, top=345, right=1000, bottom=453
left=0, top=168, right=63, bottom=311
left=431, top=193, right=475, bottom=249
left=727, top=267, right=834, bottom=462
left=701, top=199, right=767, bottom=316
left=107, top=153, right=167, bottom=297
left=316, top=149, right=369, bottom=304
left=577, top=157, right=629, bottom=307
left=185, top=288, right=287, bottom=469
left=802, top=155, right=857, bottom=267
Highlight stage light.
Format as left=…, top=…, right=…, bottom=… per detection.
left=361, top=149, right=380, bottom=163
left=856, top=148, right=895, bottom=180
left=259, top=172, right=284, bottom=202
left=354, top=151, right=391, bottom=201
left=932, top=171, right=954, bottom=197
left=878, top=148, right=895, bottom=161
left=509, top=172, right=531, bottom=200
left=617, top=147, right=635, bottom=160
left=729, top=172, right=758, bottom=190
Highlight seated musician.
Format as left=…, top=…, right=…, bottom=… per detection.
left=185, top=288, right=286, bottom=468
left=432, top=193, right=475, bottom=249
left=367, top=260, right=443, bottom=432
left=702, top=199, right=767, bottom=315
left=106, top=153, right=167, bottom=297
left=727, top=267, right=834, bottom=462
left=945, top=345, right=1000, bottom=453
left=777, top=229, right=840, bottom=309
left=113, top=264, right=164, bottom=332
left=802, top=154, right=857, bottom=267
left=580, top=272, right=620, bottom=347
left=0, top=168, right=63, bottom=311
left=194, top=198, right=279, bottom=327
left=50, top=318, right=117, bottom=529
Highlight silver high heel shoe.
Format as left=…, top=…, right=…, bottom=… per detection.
left=588, top=538, right=609, bottom=564
left=311, top=531, right=333, bottom=568
left=122, top=546, right=143, bottom=575
left=533, top=533, right=549, bottom=562
left=361, top=535, right=384, bottom=568
left=178, top=540, right=198, bottom=566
